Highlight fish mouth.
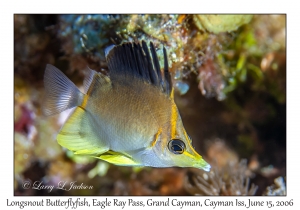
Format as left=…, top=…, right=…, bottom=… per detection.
left=194, top=158, right=211, bottom=172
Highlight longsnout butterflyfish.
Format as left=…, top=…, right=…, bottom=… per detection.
left=43, top=40, right=210, bottom=171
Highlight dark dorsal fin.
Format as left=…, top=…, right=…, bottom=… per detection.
left=105, top=41, right=172, bottom=96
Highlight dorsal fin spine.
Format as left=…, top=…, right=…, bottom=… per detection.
left=150, top=42, right=163, bottom=85
left=163, top=47, right=172, bottom=95
left=142, top=41, right=158, bottom=85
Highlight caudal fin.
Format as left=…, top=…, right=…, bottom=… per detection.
left=43, top=64, right=84, bottom=116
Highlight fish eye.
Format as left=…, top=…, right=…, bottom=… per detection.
left=168, top=139, right=185, bottom=154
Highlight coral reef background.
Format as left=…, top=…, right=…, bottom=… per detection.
left=14, top=14, right=286, bottom=196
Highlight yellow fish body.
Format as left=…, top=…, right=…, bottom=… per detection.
left=44, top=41, right=210, bottom=171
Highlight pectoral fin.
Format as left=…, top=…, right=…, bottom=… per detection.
left=96, top=151, right=141, bottom=166
left=57, top=106, right=109, bottom=155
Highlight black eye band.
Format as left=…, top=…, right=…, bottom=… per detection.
left=168, top=139, right=185, bottom=154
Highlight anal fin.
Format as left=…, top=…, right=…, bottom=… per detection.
left=57, top=106, right=109, bottom=155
